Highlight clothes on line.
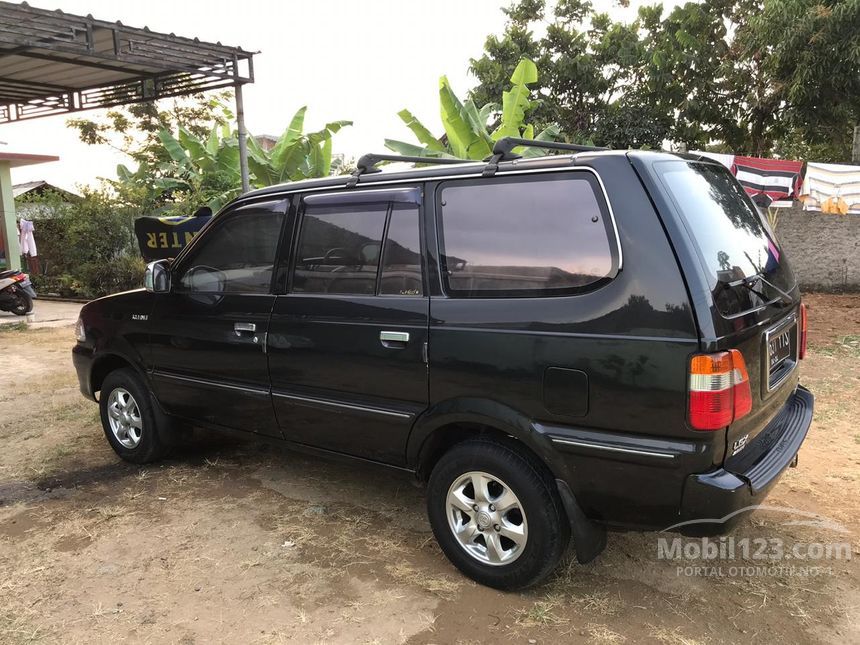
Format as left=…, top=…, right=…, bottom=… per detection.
left=691, top=150, right=734, bottom=169
left=18, top=218, right=37, bottom=257
left=731, top=156, right=804, bottom=206
left=799, top=162, right=860, bottom=215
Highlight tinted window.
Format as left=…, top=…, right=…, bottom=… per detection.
left=176, top=203, right=284, bottom=293
left=656, top=161, right=795, bottom=314
left=293, top=204, right=387, bottom=295
left=380, top=205, right=423, bottom=296
left=438, top=175, right=615, bottom=296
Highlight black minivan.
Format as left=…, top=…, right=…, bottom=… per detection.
left=73, top=142, right=813, bottom=589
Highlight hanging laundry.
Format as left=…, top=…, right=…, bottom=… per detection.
left=18, top=218, right=37, bottom=256
left=799, top=162, right=860, bottom=215
left=731, top=156, right=804, bottom=207
left=691, top=150, right=734, bottom=170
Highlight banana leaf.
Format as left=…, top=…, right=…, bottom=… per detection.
left=157, top=129, right=190, bottom=167
left=178, top=127, right=214, bottom=173
left=397, top=110, right=445, bottom=152
left=439, top=77, right=491, bottom=160
left=271, top=106, right=308, bottom=168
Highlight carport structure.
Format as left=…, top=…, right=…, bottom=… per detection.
left=0, top=0, right=255, bottom=270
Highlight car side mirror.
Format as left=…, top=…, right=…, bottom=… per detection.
left=144, top=259, right=171, bottom=293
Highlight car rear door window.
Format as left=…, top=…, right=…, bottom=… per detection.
left=380, top=204, right=423, bottom=296
left=438, top=174, right=617, bottom=297
left=293, top=204, right=388, bottom=295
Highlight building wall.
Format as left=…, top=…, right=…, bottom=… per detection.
left=775, top=206, right=860, bottom=292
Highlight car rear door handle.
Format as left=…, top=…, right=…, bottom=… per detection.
left=234, top=322, right=256, bottom=334
left=380, top=330, right=410, bottom=348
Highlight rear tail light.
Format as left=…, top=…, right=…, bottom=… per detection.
left=688, top=350, right=752, bottom=430
left=799, top=303, right=808, bottom=359
left=11, top=273, right=26, bottom=282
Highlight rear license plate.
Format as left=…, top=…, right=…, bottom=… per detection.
left=768, top=328, right=792, bottom=370
left=764, top=314, right=798, bottom=392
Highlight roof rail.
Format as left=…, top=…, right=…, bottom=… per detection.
left=346, top=152, right=471, bottom=188
left=492, top=137, right=608, bottom=160
left=482, top=137, right=609, bottom=177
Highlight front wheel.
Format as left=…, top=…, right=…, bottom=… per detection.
left=427, top=438, right=570, bottom=590
left=99, top=368, right=166, bottom=464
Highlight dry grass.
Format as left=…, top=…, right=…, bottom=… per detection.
left=650, top=626, right=708, bottom=645
left=587, top=622, right=627, bottom=644
left=385, top=562, right=463, bottom=600
left=513, top=596, right=570, bottom=628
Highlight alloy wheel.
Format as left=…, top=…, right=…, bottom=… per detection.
left=106, top=387, right=143, bottom=449
left=445, top=471, right=528, bottom=566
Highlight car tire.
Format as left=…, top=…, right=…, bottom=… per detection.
left=99, top=368, right=166, bottom=464
left=427, top=438, right=571, bottom=590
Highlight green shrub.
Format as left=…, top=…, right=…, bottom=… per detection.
left=20, top=188, right=147, bottom=299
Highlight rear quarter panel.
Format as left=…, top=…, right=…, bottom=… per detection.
left=423, top=155, right=716, bottom=526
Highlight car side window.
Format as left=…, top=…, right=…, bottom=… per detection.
left=174, top=201, right=286, bottom=294
left=292, top=197, right=424, bottom=296
left=438, top=174, right=617, bottom=297
left=380, top=204, right=423, bottom=296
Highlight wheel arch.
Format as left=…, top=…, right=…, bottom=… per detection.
left=90, top=352, right=148, bottom=399
left=407, top=398, right=567, bottom=483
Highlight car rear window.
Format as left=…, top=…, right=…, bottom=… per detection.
left=437, top=174, right=618, bottom=297
left=656, top=161, right=796, bottom=312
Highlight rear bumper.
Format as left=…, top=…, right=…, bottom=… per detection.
left=676, top=385, right=813, bottom=534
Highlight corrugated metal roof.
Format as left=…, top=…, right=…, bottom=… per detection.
left=0, top=1, right=254, bottom=122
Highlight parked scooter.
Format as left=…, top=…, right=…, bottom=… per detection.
left=0, top=269, right=36, bottom=315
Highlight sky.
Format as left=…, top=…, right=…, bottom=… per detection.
left=1, top=0, right=676, bottom=192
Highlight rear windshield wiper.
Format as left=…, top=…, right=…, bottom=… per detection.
left=724, top=274, right=794, bottom=307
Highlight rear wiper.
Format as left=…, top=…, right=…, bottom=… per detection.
left=725, top=274, right=794, bottom=306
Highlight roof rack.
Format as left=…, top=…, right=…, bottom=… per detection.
left=483, top=137, right=609, bottom=176
left=346, top=152, right=471, bottom=187
left=345, top=139, right=610, bottom=187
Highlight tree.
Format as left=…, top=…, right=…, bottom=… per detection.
left=67, top=91, right=235, bottom=169
left=469, top=0, right=860, bottom=160
left=385, top=58, right=559, bottom=161
left=747, top=0, right=860, bottom=161
left=115, top=106, right=351, bottom=211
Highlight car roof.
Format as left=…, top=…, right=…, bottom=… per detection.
left=231, top=149, right=705, bottom=207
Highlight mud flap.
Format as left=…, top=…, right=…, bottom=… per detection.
left=556, top=479, right=607, bottom=564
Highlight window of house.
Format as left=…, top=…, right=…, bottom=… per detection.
left=438, top=174, right=617, bottom=297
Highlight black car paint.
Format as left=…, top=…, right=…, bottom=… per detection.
left=73, top=150, right=813, bottom=532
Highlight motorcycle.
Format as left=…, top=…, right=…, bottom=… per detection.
left=0, top=269, right=37, bottom=316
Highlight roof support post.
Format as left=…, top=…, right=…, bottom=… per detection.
left=235, top=83, right=250, bottom=194
left=0, top=162, right=21, bottom=271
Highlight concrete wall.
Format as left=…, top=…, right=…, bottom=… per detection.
left=774, top=206, right=860, bottom=292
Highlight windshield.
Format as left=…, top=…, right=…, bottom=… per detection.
left=656, top=160, right=795, bottom=314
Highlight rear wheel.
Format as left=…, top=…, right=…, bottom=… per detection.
left=99, top=368, right=166, bottom=463
left=11, top=291, right=32, bottom=315
left=427, top=438, right=570, bottom=590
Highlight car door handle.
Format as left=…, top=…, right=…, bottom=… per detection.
left=234, top=322, right=256, bottom=334
left=380, top=330, right=410, bottom=348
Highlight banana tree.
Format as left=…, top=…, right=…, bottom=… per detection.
left=246, top=106, right=352, bottom=185
left=117, top=106, right=351, bottom=211
left=385, top=58, right=560, bottom=161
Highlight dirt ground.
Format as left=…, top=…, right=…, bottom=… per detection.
left=0, top=294, right=858, bottom=645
